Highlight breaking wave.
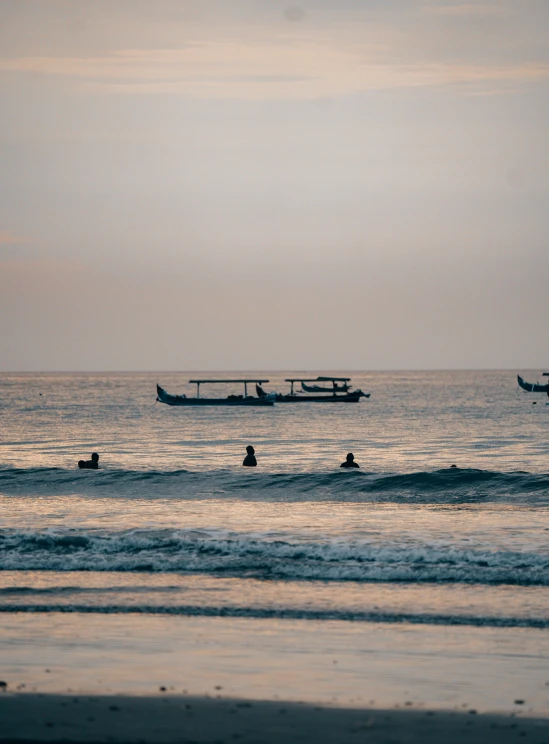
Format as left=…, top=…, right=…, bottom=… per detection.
left=2, top=527, right=549, bottom=585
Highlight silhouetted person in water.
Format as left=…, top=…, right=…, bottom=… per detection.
left=243, top=445, right=257, bottom=467
left=340, top=453, right=359, bottom=469
left=78, top=452, right=99, bottom=470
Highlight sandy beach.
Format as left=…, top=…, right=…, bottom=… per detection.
left=1, top=693, right=549, bottom=744
left=1, top=612, right=549, bottom=742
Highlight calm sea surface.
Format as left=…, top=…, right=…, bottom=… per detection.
left=1, top=370, right=548, bottom=627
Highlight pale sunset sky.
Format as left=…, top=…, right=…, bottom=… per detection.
left=0, top=0, right=548, bottom=370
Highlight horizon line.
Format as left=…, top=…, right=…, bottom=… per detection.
left=0, top=368, right=540, bottom=374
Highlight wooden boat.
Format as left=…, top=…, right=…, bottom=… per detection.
left=517, top=374, right=549, bottom=393
left=157, top=380, right=275, bottom=406
left=257, top=377, right=370, bottom=403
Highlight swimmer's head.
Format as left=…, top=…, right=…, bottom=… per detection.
left=346, top=453, right=354, bottom=462
left=246, top=446, right=255, bottom=455
left=91, top=453, right=99, bottom=462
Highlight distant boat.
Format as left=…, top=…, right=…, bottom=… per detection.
left=157, top=379, right=275, bottom=406
left=517, top=374, right=549, bottom=393
left=257, top=376, right=370, bottom=403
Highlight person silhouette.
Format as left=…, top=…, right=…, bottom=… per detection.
left=340, top=453, right=359, bottom=469
left=78, top=453, right=99, bottom=470
left=243, top=445, right=257, bottom=467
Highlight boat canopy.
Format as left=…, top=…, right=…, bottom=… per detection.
left=284, top=376, right=350, bottom=383
left=188, top=379, right=270, bottom=384
left=188, top=378, right=270, bottom=399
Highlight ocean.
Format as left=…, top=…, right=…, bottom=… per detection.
left=2, top=370, right=549, bottom=710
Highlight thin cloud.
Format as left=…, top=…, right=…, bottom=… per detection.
left=0, top=230, right=29, bottom=245
left=1, top=44, right=548, bottom=99
left=422, top=2, right=508, bottom=16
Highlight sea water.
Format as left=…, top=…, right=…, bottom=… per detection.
left=1, top=370, right=549, bottom=708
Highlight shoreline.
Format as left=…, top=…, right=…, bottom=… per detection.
left=1, top=693, right=548, bottom=744
left=3, top=613, right=549, bottom=713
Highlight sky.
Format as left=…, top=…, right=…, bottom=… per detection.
left=0, top=0, right=548, bottom=371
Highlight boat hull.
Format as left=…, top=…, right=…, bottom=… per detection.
left=156, top=385, right=274, bottom=406
left=517, top=375, right=548, bottom=393
left=275, top=392, right=369, bottom=403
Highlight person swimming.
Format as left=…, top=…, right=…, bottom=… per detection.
left=243, top=445, right=257, bottom=467
left=340, top=453, right=359, bottom=469
left=78, top=452, right=99, bottom=470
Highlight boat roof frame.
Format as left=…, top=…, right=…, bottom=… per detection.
left=188, top=378, right=270, bottom=384
left=285, top=376, right=351, bottom=382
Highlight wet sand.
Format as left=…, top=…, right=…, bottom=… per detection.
left=1, top=693, right=548, bottom=744
left=2, top=613, right=549, bottom=742
left=3, top=614, right=549, bottom=711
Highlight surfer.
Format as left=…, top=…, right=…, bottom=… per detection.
left=78, top=453, right=99, bottom=470
left=340, top=453, right=359, bottom=469
left=243, top=445, right=257, bottom=467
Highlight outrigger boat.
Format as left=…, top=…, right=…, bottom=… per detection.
left=156, top=379, right=275, bottom=406
left=257, top=376, right=370, bottom=403
left=517, top=373, right=549, bottom=393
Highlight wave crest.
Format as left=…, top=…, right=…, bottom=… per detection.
left=2, top=527, right=549, bottom=585
left=1, top=467, right=549, bottom=503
